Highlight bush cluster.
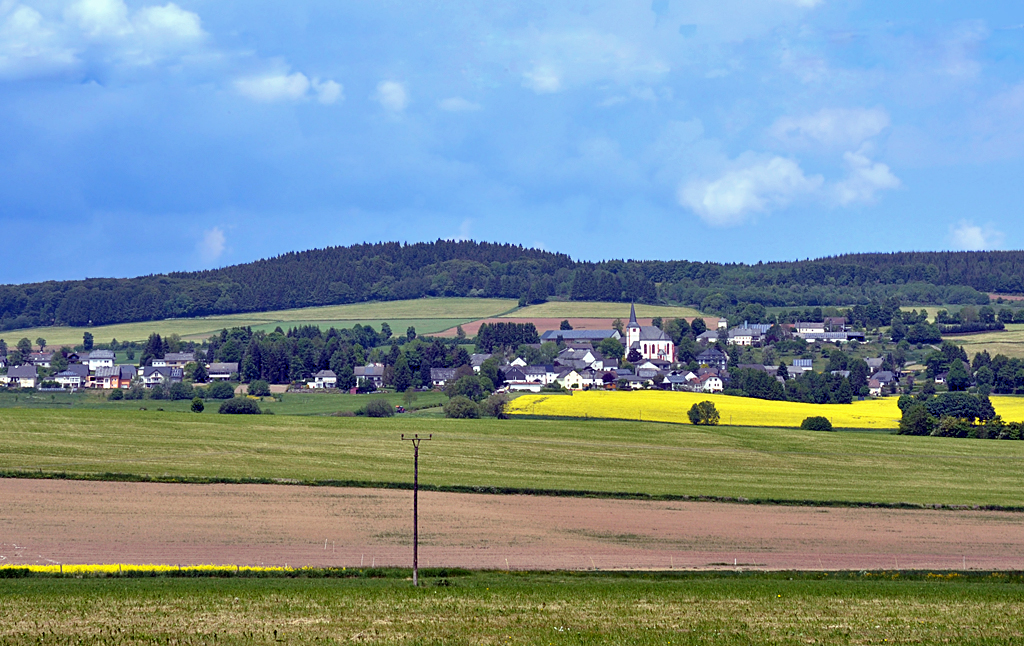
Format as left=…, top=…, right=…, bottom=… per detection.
left=218, top=397, right=262, bottom=415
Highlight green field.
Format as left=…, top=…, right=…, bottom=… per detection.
left=4, top=410, right=1024, bottom=507
left=507, top=301, right=703, bottom=319
left=946, top=324, right=1024, bottom=360
left=1, top=571, right=1021, bottom=645
left=0, top=298, right=518, bottom=347
left=0, top=389, right=446, bottom=416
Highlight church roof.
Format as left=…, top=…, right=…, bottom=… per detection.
left=637, top=326, right=670, bottom=341
left=628, top=302, right=638, bottom=327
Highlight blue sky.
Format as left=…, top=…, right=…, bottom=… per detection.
left=1, top=0, right=1023, bottom=282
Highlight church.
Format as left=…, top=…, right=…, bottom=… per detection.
left=625, top=303, right=675, bottom=362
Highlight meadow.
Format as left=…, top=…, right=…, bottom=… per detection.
left=0, top=571, right=1021, bottom=645
left=946, top=323, right=1024, bottom=360
left=506, top=301, right=702, bottom=319
left=3, top=409, right=1024, bottom=506
left=509, top=390, right=1024, bottom=429
left=0, top=298, right=518, bottom=346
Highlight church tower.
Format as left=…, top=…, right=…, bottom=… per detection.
left=626, top=302, right=640, bottom=349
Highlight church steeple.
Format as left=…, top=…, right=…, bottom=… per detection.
left=628, top=302, right=638, bottom=327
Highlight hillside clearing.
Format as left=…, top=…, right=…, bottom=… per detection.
left=507, top=301, right=703, bottom=319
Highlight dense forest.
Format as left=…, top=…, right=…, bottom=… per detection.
left=0, top=241, right=1020, bottom=330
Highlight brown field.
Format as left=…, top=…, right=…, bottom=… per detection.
left=2, top=479, right=1022, bottom=571
left=436, top=316, right=723, bottom=338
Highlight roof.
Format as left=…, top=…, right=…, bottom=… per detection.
left=143, top=366, right=172, bottom=377
left=737, top=364, right=767, bottom=372
left=62, top=363, right=89, bottom=377
left=314, top=370, right=337, bottom=378
left=697, top=348, right=727, bottom=360
left=118, top=365, right=137, bottom=379
left=470, top=353, right=492, bottom=366
left=696, top=330, right=720, bottom=340
left=94, top=366, right=119, bottom=378
left=637, top=326, right=670, bottom=341
left=87, top=350, right=115, bottom=360
left=7, top=365, right=37, bottom=378
left=355, top=365, right=385, bottom=377
left=629, top=302, right=638, bottom=326
left=208, top=363, right=238, bottom=373
left=430, top=367, right=457, bottom=381
left=792, top=359, right=813, bottom=368
left=874, top=370, right=896, bottom=382
left=164, top=352, right=195, bottom=361
left=540, top=329, right=620, bottom=342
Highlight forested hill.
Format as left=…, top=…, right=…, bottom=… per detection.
left=1, top=241, right=1022, bottom=330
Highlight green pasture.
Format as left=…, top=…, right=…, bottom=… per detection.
left=0, top=389, right=445, bottom=416
left=4, top=410, right=1024, bottom=506
left=0, top=298, right=518, bottom=347
left=946, top=324, right=1024, bottom=360
left=507, top=300, right=703, bottom=319
left=1, top=571, right=1021, bottom=645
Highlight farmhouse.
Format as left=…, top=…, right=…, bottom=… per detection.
left=624, top=304, right=674, bottom=362
left=309, top=369, right=337, bottom=389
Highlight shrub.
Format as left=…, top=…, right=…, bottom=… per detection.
left=108, top=389, right=124, bottom=401
left=125, top=385, right=145, bottom=400
left=248, top=379, right=271, bottom=397
left=364, top=399, right=395, bottom=417
left=207, top=381, right=236, bottom=399
left=168, top=382, right=194, bottom=401
left=801, top=416, right=833, bottom=431
left=687, top=401, right=719, bottom=426
left=481, top=392, right=510, bottom=419
left=444, top=395, right=480, bottom=419
left=190, top=397, right=204, bottom=413
left=148, top=385, right=166, bottom=400
left=218, top=397, right=262, bottom=414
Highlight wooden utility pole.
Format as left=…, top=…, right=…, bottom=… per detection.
left=401, top=433, right=431, bottom=586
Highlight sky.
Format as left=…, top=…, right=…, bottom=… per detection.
left=1, top=0, right=1023, bottom=283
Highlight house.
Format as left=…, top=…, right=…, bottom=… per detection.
left=522, top=365, right=558, bottom=385
left=510, top=357, right=528, bottom=367
left=795, top=322, right=826, bottom=335
left=539, top=329, right=621, bottom=344
left=309, top=369, right=337, bottom=389
left=29, top=352, right=54, bottom=368
left=430, top=367, right=457, bottom=388
left=699, top=373, right=724, bottom=393
left=54, top=363, right=90, bottom=389
left=696, top=348, right=728, bottom=370
left=865, top=358, right=885, bottom=373
left=115, top=365, right=137, bottom=389
left=728, top=327, right=762, bottom=346
left=695, top=330, right=721, bottom=345
left=873, top=370, right=897, bottom=385
left=163, top=352, right=196, bottom=369
left=824, top=317, right=848, bottom=331
left=4, top=365, right=38, bottom=388
left=470, top=354, right=492, bottom=373
left=557, top=369, right=586, bottom=390
left=208, top=363, right=238, bottom=380
left=141, top=366, right=182, bottom=388
left=354, top=364, right=385, bottom=389
left=86, top=350, right=115, bottom=371
left=791, top=359, right=814, bottom=375
left=625, top=304, right=674, bottom=362
left=868, top=378, right=884, bottom=397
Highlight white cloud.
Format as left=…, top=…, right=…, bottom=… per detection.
left=949, top=221, right=1004, bottom=251
left=779, top=0, right=823, bottom=7
left=523, top=64, right=561, bottom=93
left=374, top=80, right=408, bottom=112
left=65, top=0, right=131, bottom=39
left=834, top=148, right=901, bottom=205
left=0, top=5, right=77, bottom=79
left=770, top=108, right=890, bottom=148
left=133, top=3, right=203, bottom=44
left=235, top=71, right=342, bottom=104
left=679, top=155, right=823, bottom=226
left=198, top=227, right=226, bottom=263
left=438, top=96, right=481, bottom=112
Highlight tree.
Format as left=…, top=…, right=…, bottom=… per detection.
left=445, top=375, right=487, bottom=401
left=612, top=318, right=624, bottom=335
left=946, top=361, right=971, bottom=392
left=627, top=347, right=642, bottom=363
left=17, top=338, right=32, bottom=356
left=83, top=332, right=94, bottom=351
left=801, top=416, right=833, bottom=431
left=898, top=405, right=936, bottom=436
left=36, top=338, right=46, bottom=352
left=248, top=379, right=271, bottom=397
left=456, top=325, right=466, bottom=339
left=407, top=326, right=417, bottom=341
left=168, top=382, right=194, bottom=400
left=218, top=397, right=262, bottom=414
left=690, top=318, right=708, bottom=337
left=598, top=337, right=625, bottom=361
left=444, top=395, right=480, bottom=418
left=192, top=363, right=208, bottom=383
left=380, top=322, right=392, bottom=341
left=191, top=397, right=205, bottom=413
left=481, top=392, right=510, bottom=419
left=560, top=319, right=573, bottom=331
left=364, top=399, right=395, bottom=417
left=393, top=354, right=413, bottom=392
left=687, top=400, right=720, bottom=426
left=337, top=365, right=356, bottom=391
left=777, top=361, right=789, bottom=381
left=108, top=389, right=124, bottom=400
left=207, top=381, right=236, bottom=399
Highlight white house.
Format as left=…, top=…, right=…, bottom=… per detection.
left=310, top=369, right=337, bottom=389
left=699, top=373, right=724, bottom=393
left=624, top=304, right=674, bottom=362
left=795, top=322, right=826, bottom=335
left=4, top=365, right=38, bottom=388
left=87, top=350, right=115, bottom=371
left=208, top=363, right=238, bottom=380
left=558, top=369, right=585, bottom=390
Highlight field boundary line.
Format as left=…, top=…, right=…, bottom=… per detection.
left=3, top=469, right=1022, bottom=513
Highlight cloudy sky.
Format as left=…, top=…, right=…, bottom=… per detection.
left=1, top=0, right=1022, bottom=282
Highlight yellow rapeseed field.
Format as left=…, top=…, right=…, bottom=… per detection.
left=509, top=390, right=1024, bottom=428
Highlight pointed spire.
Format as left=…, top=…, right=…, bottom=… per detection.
left=629, top=302, right=638, bottom=327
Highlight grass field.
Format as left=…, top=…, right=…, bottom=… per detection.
left=4, top=409, right=1024, bottom=506
left=507, top=301, right=703, bottom=319
left=0, top=571, right=1021, bottom=645
left=0, top=389, right=446, bottom=415
left=0, top=298, right=518, bottom=346
left=509, top=390, right=1024, bottom=429
left=946, top=323, right=1024, bottom=360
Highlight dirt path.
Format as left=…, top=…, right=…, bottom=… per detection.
left=2, top=479, right=1021, bottom=571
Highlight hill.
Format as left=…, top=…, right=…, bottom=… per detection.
left=1, top=240, right=1020, bottom=331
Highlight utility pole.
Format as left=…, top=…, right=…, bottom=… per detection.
left=401, top=433, right=431, bottom=586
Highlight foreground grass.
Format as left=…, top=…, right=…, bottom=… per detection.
left=0, top=571, right=1022, bottom=645
left=3, top=409, right=1024, bottom=506
left=0, top=297, right=518, bottom=346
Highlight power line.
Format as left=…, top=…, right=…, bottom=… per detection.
left=401, top=433, right=431, bottom=586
